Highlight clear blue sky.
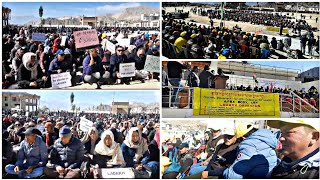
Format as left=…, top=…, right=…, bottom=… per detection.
left=251, top=61, right=320, bottom=72
left=3, top=2, right=160, bottom=25
left=3, top=91, right=160, bottom=111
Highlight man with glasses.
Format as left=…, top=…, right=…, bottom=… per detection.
left=5, top=127, right=48, bottom=178
left=268, top=120, right=319, bottom=179
left=128, top=47, right=149, bottom=83
left=110, top=45, right=132, bottom=85
left=82, top=48, right=109, bottom=89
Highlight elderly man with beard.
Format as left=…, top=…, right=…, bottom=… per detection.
left=268, top=119, right=319, bottom=179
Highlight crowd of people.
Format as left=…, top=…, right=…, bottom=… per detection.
left=2, top=25, right=160, bottom=89
left=162, top=61, right=319, bottom=109
left=161, top=119, right=319, bottom=179
left=2, top=111, right=160, bottom=178
left=162, top=11, right=319, bottom=59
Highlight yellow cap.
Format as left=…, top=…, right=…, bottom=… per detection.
left=267, top=119, right=319, bottom=131
left=235, top=123, right=254, bottom=138
left=161, top=156, right=172, bottom=167
left=180, top=31, right=187, bottom=37
left=191, top=34, right=198, bottom=39
left=212, top=29, right=217, bottom=33
left=253, top=37, right=257, bottom=41
left=102, top=33, right=107, bottom=38
left=243, top=35, right=248, bottom=39
left=223, top=32, right=228, bottom=36
left=218, top=31, right=222, bottom=34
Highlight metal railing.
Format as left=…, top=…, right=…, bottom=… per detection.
left=162, top=86, right=319, bottom=117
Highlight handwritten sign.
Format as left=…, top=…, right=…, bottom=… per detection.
left=144, top=55, right=160, bottom=72
left=107, top=40, right=116, bottom=54
left=119, top=63, right=135, bottom=77
left=101, top=168, right=135, bottom=179
left=117, top=39, right=131, bottom=47
left=51, top=72, right=72, bottom=89
left=32, top=33, right=46, bottom=42
left=73, top=29, right=99, bottom=49
left=79, top=117, right=94, bottom=132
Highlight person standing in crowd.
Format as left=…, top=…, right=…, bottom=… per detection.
left=268, top=120, right=319, bottom=178
left=82, top=48, right=108, bottom=89
left=199, top=65, right=215, bottom=88
left=5, top=128, right=48, bottom=178
left=187, top=65, right=200, bottom=108
left=44, top=126, right=85, bottom=178
left=167, top=61, right=188, bottom=107
left=300, top=35, right=307, bottom=55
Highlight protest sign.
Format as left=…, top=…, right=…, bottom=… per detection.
left=107, top=40, right=116, bottom=54
left=79, top=117, right=94, bottom=132
left=73, top=29, right=99, bottom=49
left=116, top=32, right=124, bottom=41
left=119, top=62, right=135, bottom=77
left=61, top=36, right=67, bottom=46
left=50, top=72, right=72, bottom=89
left=101, top=168, right=135, bottom=179
left=32, top=33, right=46, bottom=42
left=144, top=55, right=160, bottom=72
left=193, top=88, right=280, bottom=117
left=117, top=39, right=131, bottom=47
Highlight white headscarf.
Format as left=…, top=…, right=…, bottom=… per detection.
left=95, top=130, right=125, bottom=165
left=123, top=127, right=148, bottom=161
left=22, top=52, right=38, bottom=80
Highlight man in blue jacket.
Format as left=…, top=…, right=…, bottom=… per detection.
left=222, top=124, right=278, bottom=179
left=44, top=126, right=85, bottom=178
left=82, top=48, right=109, bottom=89
left=5, top=127, right=48, bottom=178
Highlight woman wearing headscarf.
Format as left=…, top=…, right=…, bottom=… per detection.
left=121, top=127, right=148, bottom=168
left=81, top=127, right=100, bottom=155
left=15, top=52, right=47, bottom=89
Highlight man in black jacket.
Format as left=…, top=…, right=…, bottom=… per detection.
left=199, top=65, right=215, bottom=88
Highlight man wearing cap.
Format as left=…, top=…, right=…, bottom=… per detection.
left=268, top=119, right=319, bottom=178
left=5, top=128, right=48, bottom=178
left=177, top=143, right=194, bottom=178
left=222, top=124, right=278, bottom=179
left=174, top=31, right=188, bottom=55
left=44, top=126, right=85, bottom=178
left=48, top=49, right=65, bottom=76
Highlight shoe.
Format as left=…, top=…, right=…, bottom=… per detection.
left=124, top=81, right=130, bottom=85
left=140, top=79, right=145, bottom=83
left=96, top=82, right=101, bottom=89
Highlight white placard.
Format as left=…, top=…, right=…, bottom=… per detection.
left=50, top=72, right=72, bottom=89
left=144, top=55, right=160, bottom=72
left=101, top=168, right=135, bottom=179
left=106, top=40, right=116, bottom=54
left=32, top=33, right=46, bottom=42
left=79, top=117, right=94, bottom=132
left=116, top=33, right=124, bottom=42
left=119, top=62, right=135, bottom=77
left=117, top=39, right=131, bottom=47
left=61, top=36, right=67, bottom=47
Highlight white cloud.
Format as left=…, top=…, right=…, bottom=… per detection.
left=96, top=3, right=141, bottom=14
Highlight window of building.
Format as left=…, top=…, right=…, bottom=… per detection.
left=5, top=103, right=8, bottom=107
left=12, top=97, right=17, bottom=101
left=4, top=97, right=7, bottom=101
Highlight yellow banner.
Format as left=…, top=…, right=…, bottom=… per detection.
left=266, top=26, right=289, bottom=34
left=193, top=88, right=280, bottom=117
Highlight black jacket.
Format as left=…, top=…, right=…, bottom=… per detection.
left=199, top=70, right=215, bottom=88
left=167, top=61, right=187, bottom=79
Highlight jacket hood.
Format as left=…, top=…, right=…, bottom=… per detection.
left=246, top=129, right=278, bottom=149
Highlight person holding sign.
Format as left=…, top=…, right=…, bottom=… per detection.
left=128, top=47, right=149, bottom=83
left=44, top=126, right=85, bottom=178
left=110, top=46, right=132, bottom=85
left=83, top=48, right=109, bottom=89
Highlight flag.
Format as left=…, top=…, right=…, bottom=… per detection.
left=253, top=73, right=258, bottom=84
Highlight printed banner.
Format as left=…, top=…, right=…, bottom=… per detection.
left=73, top=29, right=99, bottom=49
left=144, top=55, right=160, bottom=72
left=50, top=72, right=72, bottom=89
left=119, top=63, right=135, bottom=77
left=193, top=88, right=280, bottom=117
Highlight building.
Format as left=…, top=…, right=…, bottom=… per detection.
left=299, top=67, right=320, bottom=83
left=140, top=13, right=160, bottom=28
left=2, top=92, right=40, bottom=112
left=111, top=102, right=130, bottom=114
left=80, top=16, right=98, bottom=27
left=2, top=6, right=11, bottom=26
